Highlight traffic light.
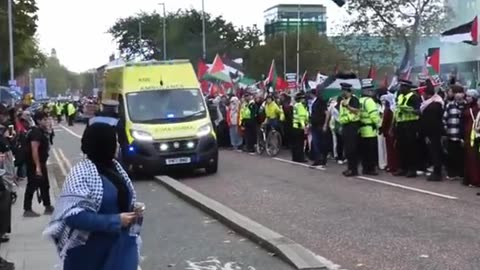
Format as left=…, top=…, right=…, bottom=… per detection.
left=332, top=0, right=346, bottom=7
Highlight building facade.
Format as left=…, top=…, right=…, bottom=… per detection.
left=264, top=4, right=327, bottom=38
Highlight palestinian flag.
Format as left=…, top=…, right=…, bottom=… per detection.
left=264, top=60, right=278, bottom=89
left=441, top=16, right=478, bottom=45
left=425, top=48, right=440, bottom=75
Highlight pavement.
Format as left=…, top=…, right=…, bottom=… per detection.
left=54, top=123, right=480, bottom=270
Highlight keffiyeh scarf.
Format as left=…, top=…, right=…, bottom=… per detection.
left=43, top=159, right=138, bottom=260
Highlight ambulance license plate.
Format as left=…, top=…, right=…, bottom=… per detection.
left=165, top=157, right=191, bottom=165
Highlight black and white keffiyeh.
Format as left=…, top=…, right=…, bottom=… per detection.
left=43, top=158, right=138, bottom=259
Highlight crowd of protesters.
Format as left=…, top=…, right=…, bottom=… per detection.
left=0, top=102, right=57, bottom=270
left=209, top=76, right=480, bottom=193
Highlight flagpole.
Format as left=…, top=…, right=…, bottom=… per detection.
left=296, top=4, right=300, bottom=90
left=283, top=31, right=287, bottom=79
left=202, top=0, right=207, bottom=60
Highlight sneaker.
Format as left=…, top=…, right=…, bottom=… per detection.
left=23, top=210, right=41, bottom=217
left=44, top=206, right=55, bottom=215
left=337, top=160, right=345, bottom=165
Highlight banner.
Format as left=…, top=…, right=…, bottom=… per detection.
left=34, top=78, right=47, bottom=99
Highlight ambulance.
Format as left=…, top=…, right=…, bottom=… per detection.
left=103, top=60, right=218, bottom=174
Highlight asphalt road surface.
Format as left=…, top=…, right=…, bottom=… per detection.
left=53, top=123, right=480, bottom=270
left=50, top=124, right=293, bottom=270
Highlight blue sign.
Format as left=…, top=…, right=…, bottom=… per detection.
left=34, top=78, right=47, bottom=99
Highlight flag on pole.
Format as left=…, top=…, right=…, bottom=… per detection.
left=441, top=16, right=478, bottom=45
left=300, top=70, right=308, bottom=90
left=367, top=65, right=376, bottom=80
left=264, top=60, right=278, bottom=90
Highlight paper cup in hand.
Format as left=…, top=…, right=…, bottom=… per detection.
left=134, top=202, right=145, bottom=215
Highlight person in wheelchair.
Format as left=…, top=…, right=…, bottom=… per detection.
left=262, top=95, right=285, bottom=133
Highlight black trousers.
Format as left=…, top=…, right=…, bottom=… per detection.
left=244, top=119, right=257, bottom=152
left=57, top=114, right=62, bottom=123
left=396, top=121, right=419, bottom=173
left=342, top=122, right=360, bottom=173
left=446, top=140, right=464, bottom=178
left=68, top=115, right=74, bottom=126
left=360, top=137, right=378, bottom=173
left=426, top=134, right=443, bottom=176
left=23, top=162, right=51, bottom=211
left=0, top=188, right=12, bottom=235
left=291, top=128, right=306, bottom=162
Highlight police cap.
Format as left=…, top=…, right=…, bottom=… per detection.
left=340, top=82, right=353, bottom=91
left=399, top=79, right=415, bottom=88
left=101, top=99, right=120, bottom=107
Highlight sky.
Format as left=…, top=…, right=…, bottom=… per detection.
left=36, top=0, right=347, bottom=72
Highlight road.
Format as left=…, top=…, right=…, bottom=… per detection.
left=50, top=124, right=293, bottom=270
left=53, top=123, right=480, bottom=270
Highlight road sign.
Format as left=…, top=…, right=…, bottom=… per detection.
left=34, top=78, right=47, bottom=99
left=8, top=80, right=16, bottom=87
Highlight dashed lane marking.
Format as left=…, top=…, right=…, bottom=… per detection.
left=273, top=157, right=326, bottom=171
left=52, top=148, right=67, bottom=177
left=270, top=156, right=458, bottom=200
left=58, top=148, right=72, bottom=170
left=357, top=176, right=458, bottom=200
left=59, top=124, right=82, bottom=139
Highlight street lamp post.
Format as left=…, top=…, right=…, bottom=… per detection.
left=296, top=5, right=301, bottom=89
left=202, top=0, right=207, bottom=60
left=158, top=3, right=167, bottom=60
left=8, top=0, right=14, bottom=83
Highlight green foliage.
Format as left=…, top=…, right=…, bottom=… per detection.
left=109, top=10, right=348, bottom=80
left=341, top=0, right=453, bottom=65
left=108, top=9, right=262, bottom=63
left=245, top=31, right=351, bottom=79
left=32, top=55, right=96, bottom=96
left=0, top=0, right=45, bottom=83
left=333, top=35, right=400, bottom=69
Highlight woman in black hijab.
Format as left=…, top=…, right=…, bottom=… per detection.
left=45, top=122, right=141, bottom=270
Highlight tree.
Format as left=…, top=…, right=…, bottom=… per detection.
left=0, top=0, right=45, bottom=83
left=245, top=31, right=351, bottom=79
left=108, top=9, right=262, bottom=63
left=334, top=35, right=400, bottom=71
left=31, top=53, right=72, bottom=96
left=341, top=0, right=452, bottom=66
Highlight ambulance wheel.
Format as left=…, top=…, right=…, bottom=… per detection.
left=205, top=160, right=218, bottom=174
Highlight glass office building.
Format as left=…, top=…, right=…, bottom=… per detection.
left=264, top=4, right=327, bottom=38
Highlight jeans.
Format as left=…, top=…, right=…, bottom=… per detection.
left=229, top=125, right=243, bottom=148
left=311, top=128, right=327, bottom=164
left=16, top=164, right=26, bottom=178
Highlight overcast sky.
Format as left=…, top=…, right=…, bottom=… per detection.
left=36, top=0, right=346, bottom=72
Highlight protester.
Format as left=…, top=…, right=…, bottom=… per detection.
left=309, top=89, right=329, bottom=167
left=226, top=96, right=242, bottom=151
left=23, top=111, right=54, bottom=217
left=420, top=83, right=445, bottom=181
left=463, top=89, right=480, bottom=186
left=44, top=122, right=141, bottom=270
left=380, top=94, right=397, bottom=172
left=443, top=85, right=466, bottom=180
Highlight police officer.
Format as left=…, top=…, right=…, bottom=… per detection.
left=86, top=100, right=128, bottom=162
left=291, top=92, right=309, bottom=162
left=393, top=80, right=421, bottom=178
left=338, top=83, right=361, bottom=177
left=359, top=79, right=381, bottom=175
left=240, top=93, right=257, bottom=153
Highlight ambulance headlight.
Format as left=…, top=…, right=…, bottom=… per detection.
left=130, top=129, right=153, bottom=142
left=196, top=123, right=212, bottom=137
left=159, top=143, right=169, bottom=151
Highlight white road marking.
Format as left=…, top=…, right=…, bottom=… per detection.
left=271, top=157, right=458, bottom=200
left=58, top=148, right=72, bottom=170
left=357, top=176, right=458, bottom=200
left=52, top=148, right=67, bottom=177
left=59, top=124, right=82, bottom=139
left=273, top=157, right=326, bottom=171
